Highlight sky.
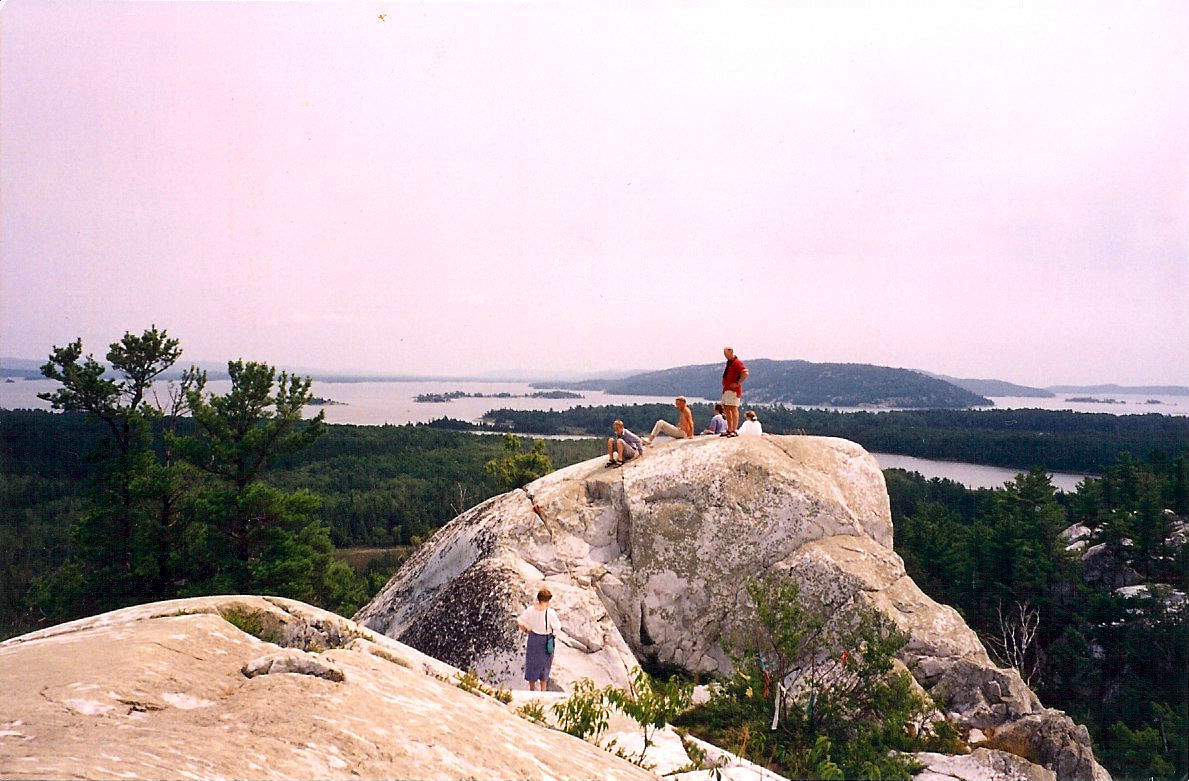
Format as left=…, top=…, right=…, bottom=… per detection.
left=2, top=2, right=1186, bottom=386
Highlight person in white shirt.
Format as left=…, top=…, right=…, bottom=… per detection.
left=516, top=588, right=562, bottom=691
left=738, top=409, right=763, bottom=436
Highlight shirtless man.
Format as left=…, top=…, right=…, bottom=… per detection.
left=645, top=396, right=695, bottom=444
left=721, top=347, right=749, bottom=436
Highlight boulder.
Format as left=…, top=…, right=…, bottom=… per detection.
left=0, top=595, right=653, bottom=780
left=356, top=435, right=1110, bottom=781
left=980, top=711, right=1112, bottom=781
left=913, top=748, right=1057, bottom=781
left=1081, top=543, right=1142, bottom=588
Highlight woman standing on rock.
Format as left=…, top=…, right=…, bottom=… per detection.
left=517, top=588, right=561, bottom=691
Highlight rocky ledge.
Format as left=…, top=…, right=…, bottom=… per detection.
left=355, top=434, right=1110, bottom=781
left=0, top=595, right=653, bottom=780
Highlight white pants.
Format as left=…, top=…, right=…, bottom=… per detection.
left=649, top=420, right=686, bottom=440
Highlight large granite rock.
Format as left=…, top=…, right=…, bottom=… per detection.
left=355, top=435, right=1110, bottom=781
left=0, top=596, right=653, bottom=781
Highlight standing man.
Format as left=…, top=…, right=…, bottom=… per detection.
left=721, top=347, right=748, bottom=436
left=645, top=396, right=695, bottom=444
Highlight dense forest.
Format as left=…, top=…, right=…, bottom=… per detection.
left=460, top=403, right=1189, bottom=473
left=0, top=408, right=600, bottom=636
left=888, top=462, right=1186, bottom=780
left=533, top=359, right=992, bottom=408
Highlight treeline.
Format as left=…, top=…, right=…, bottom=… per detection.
left=463, top=404, right=1189, bottom=473
left=1, top=408, right=600, bottom=639
left=886, top=457, right=1187, bottom=780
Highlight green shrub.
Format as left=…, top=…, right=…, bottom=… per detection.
left=552, top=678, right=612, bottom=740
left=676, top=577, right=957, bottom=781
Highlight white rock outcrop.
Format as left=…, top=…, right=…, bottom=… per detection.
left=356, top=435, right=1110, bottom=781
left=0, top=595, right=653, bottom=781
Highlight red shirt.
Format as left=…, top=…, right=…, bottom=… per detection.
left=722, top=356, right=746, bottom=394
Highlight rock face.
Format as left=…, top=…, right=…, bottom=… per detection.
left=355, top=435, right=1110, bottom=781
left=0, top=596, right=652, bottom=781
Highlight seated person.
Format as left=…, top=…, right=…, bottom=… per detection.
left=646, top=396, right=694, bottom=443
left=738, top=409, right=763, bottom=436
left=701, top=403, right=728, bottom=435
left=606, top=419, right=644, bottom=467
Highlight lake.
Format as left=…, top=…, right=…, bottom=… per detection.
left=5, top=377, right=1185, bottom=421
left=0, top=377, right=1159, bottom=492
left=870, top=452, right=1086, bottom=493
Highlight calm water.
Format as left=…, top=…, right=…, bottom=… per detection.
left=0, top=378, right=683, bottom=426
left=871, top=452, right=1086, bottom=493
left=0, top=378, right=1165, bottom=491
left=6, top=378, right=1184, bottom=420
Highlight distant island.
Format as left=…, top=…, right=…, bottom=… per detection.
left=1047, top=384, right=1189, bottom=396
left=307, top=397, right=346, bottom=406
left=1065, top=397, right=1125, bottom=404
left=534, top=359, right=991, bottom=410
left=924, top=373, right=1054, bottom=398
left=415, top=390, right=583, bottom=403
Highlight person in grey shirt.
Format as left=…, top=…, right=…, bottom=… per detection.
left=606, top=419, right=644, bottom=468
left=702, top=403, right=728, bottom=435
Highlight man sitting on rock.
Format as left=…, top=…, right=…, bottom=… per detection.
left=606, top=419, right=644, bottom=468
left=645, top=396, right=694, bottom=444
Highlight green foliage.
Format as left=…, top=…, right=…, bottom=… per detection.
left=10, top=331, right=367, bottom=636
left=606, top=667, right=694, bottom=764
left=552, top=678, right=612, bottom=740
left=888, top=458, right=1187, bottom=780
left=677, top=578, right=942, bottom=781
left=515, top=700, right=546, bottom=724
left=454, top=669, right=513, bottom=703
left=31, top=327, right=187, bottom=618
left=175, top=360, right=326, bottom=491
left=220, top=607, right=281, bottom=645
left=483, top=434, right=553, bottom=492
left=1104, top=720, right=1177, bottom=779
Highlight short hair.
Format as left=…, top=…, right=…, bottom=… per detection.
left=675, top=396, right=686, bottom=403
left=536, top=588, right=552, bottom=603
left=745, top=410, right=758, bottom=421
left=613, top=419, right=623, bottom=427
left=714, top=403, right=724, bottom=413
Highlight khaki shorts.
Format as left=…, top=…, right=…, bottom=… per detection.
left=721, top=390, right=740, bottom=406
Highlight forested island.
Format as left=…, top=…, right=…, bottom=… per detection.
left=534, top=359, right=992, bottom=408
left=414, top=389, right=582, bottom=403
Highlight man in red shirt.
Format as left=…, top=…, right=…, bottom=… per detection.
left=721, top=347, right=748, bottom=436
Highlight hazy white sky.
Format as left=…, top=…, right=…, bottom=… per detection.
left=2, top=2, right=1186, bottom=385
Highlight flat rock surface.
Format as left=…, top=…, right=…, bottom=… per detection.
left=0, top=596, right=653, bottom=781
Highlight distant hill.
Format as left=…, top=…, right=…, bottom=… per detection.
left=1046, top=384, right=1189, bottom=396
left=0, top=358, right=45, bottom=380
left=924, top=373, right=1054, bottom=398
left=536, top=359, right=991, bottom=409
